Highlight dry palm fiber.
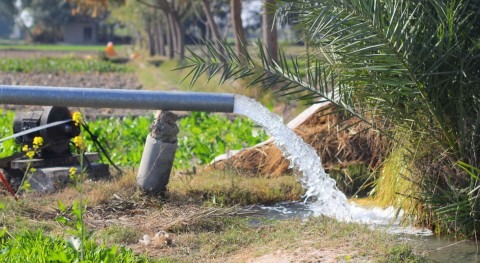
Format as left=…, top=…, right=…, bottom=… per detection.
left=211, top=104, right=387, bottom=177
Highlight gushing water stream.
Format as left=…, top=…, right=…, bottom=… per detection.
left=234, top=95, right=351, bottom=219
left=233, top=95, right=432, bottom=232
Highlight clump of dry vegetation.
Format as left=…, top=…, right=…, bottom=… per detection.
left=213, top=106, right=388, bottom=196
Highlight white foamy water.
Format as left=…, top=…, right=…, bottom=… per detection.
left=234, top=95, right=432, bottom=235
left=234, top=95, right=350, bottom=219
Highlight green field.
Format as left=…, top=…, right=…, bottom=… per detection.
left=0, top=44, right=107, bottom=52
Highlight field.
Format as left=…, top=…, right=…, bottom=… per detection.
left=0, top=46, right=425, bottom=262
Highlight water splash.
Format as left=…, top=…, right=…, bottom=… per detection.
left=234, top=95, right=350, bottom=219
left=233, top=95, right=433, bottom=235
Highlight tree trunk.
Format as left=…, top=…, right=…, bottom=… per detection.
left=230, top=0, right=247, bottom=59
left=200, top=0, right=224, bottom=55
left=172, top=12, right=185, bottom=60
left=147, top=20, right=156, bottom=56
left=263, top=0, right=278, bottom=62
left=167, top=13, right=176, bottom=59
left=155, top=20, right=165, bottom=56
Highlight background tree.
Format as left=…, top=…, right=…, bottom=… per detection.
left=230, top=0, right=247, bottom=58
left=26, top=0, right=73, bottom=43
left=200, top=0, right=224, bottom=56
left=0, top=1, right=18, bottom=38
left=262, top=0, right=277, bottom=62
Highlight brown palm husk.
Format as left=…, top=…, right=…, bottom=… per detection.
left=212, top=105, right=388, bottom=177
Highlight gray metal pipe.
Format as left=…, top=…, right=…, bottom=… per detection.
left=0, top=85, right=235, bottom=112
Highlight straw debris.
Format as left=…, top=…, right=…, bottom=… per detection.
left=213, top=105, right=387, bottom=178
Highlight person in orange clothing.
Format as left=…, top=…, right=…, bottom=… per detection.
left=105, top=42, right=117, bottom=58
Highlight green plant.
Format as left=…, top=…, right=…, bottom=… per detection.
left=175, top=112, right=268, bottom=170
left=0, top=111, right=17, bottom=158
left=0, top=230, right=151, bottom=262
left=55, top=114, right=89, bottom=260
left=83, top=115, right=153, bottom=166
left=81, top=113, right=267, bottom=170
left=0, top=112, right=267, bottom=170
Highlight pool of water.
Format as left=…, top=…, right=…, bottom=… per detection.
left=241, top=202, right=480, bottom=262
left=413, top=236, right=480, bottom=262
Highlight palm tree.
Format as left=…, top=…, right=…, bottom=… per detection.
left=184, top=0, right=480, bottom=236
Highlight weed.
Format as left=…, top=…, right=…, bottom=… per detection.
left=95, top=225, right=141, bottom=246
left=168, top=170, right=304, bottom=206
left=384, top=244, right=427, bottom=263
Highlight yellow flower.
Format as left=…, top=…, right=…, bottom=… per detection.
left=29, top=167, right=37, bottom=173
left=72, top=136, right=85, bottom=150
left=25, top=151, right=35, bottom=159
left=69, top=167, right=77, bottom=176
left=22, top=182, right=31, bottom=191
left=72, top=112, right=83, bottom=126
left=33, top=136, right=43, bottom=147
left=22, top=145, right=29, bottom=152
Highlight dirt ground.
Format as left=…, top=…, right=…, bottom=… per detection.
left=0, top=72, right=160, bottom=118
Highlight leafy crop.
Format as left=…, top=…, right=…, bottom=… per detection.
left=0, top=111, right=267, bottom=171
left=0, top=230, right=150, bottom=262
left=83, top=115, right=154, bottom=166
left=0, top=57, right=130, bottom=73
left=175, top=112, right=267, bottom=170
left=84, top=113, right=267, bottom=170
left=0, top=111, right=17, bottom=158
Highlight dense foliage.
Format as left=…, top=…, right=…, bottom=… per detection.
left=0, top=112, right=267, bottom=171
left=84, top=112, right=267, bottom=170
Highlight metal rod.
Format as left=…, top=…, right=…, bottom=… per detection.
left=0, top=85, right=235, bottom=112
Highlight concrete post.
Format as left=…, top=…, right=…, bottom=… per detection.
left=137, top=111, right=179, bottom=194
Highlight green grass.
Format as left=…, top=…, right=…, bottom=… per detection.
left=166, top=216, right=426, bottom=262
left=94, top=225, right=141, bottom=246
left=0, top=44, right=107, bottom=52
left=168, top=170, right=304, bottom=205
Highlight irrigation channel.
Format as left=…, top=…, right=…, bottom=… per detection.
left=233, top=95, right=480, bottom=262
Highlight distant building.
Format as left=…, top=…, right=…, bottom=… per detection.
left=63, top=21, right=99, bottom=44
